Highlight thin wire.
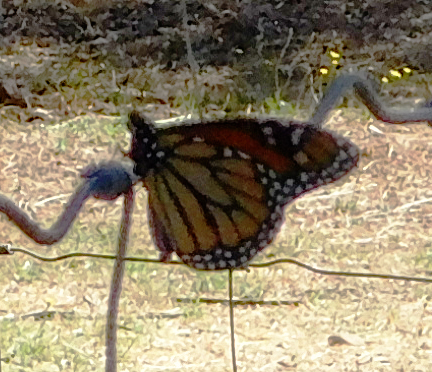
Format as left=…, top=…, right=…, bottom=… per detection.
left=6, top=247, right=432, bottom=284
left=251, top=258, right=432, bottom=283
left=229, top=269, right=237, bottom=372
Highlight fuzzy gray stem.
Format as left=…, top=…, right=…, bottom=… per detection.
left=105, top=187, right=134, bottom=372
left=310, top=74, right=432, bottom=127
left=0, top=182, right=92, bottom=244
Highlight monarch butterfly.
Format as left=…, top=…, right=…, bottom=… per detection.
left=127, top=111, right=359, bottom=270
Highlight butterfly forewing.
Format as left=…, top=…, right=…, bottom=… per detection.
left=129, top=113, right=359, bottom=270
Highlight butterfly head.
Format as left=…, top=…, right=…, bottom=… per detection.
left=128, top=111, right=169, bottom=178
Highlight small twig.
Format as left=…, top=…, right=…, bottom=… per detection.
left=275, top=28, right=294, bottom=101
left=228, top=269, right=237, bottom=372
left=33, top=194, right=72, bottom=207
left=393, top=197, right=432, bottom=212
left=182, top=0, right=199, bottom=73
left=62, top=341, right=95, bottom=360
left=176, top=298, right=300, bottom=306
left=181, top=0, right=201, bottom=117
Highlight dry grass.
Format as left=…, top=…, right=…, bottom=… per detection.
left=2, top=43, right=432, bottom=372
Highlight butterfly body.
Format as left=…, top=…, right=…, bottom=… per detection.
left=128, top=112, right=359, bottom=270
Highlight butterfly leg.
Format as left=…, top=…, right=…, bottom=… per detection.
left=155, top=231, right=174, bottom=263
left=159, top=250, right=173, bottom=263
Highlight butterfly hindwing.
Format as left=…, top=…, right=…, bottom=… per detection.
left=128, top=112, right=359, bottom=270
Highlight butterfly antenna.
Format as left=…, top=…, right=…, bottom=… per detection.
left=229, top=269, right=238, bottom=372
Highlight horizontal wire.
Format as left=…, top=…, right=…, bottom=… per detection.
left=5, top=246, right=432, bottom=284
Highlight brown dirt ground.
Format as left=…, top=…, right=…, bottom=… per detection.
left=2, top=100, right=432, bottom=371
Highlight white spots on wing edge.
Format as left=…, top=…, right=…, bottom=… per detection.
left=238, top=151, right=250, bottom=159
left=224, top=147, right=233, bottom=157
left=291, top=127, right=305, bottom=145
